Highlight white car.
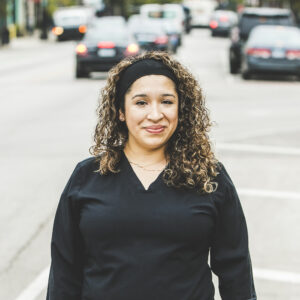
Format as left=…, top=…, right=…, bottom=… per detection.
left=183, top=0, right=218, bottom=28
left=140, top=3, right=185, bottom=47
left=52, top=6, right=94, bottom=41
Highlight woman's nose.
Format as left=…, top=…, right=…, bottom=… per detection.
left=147, top=104, right=163, bottom=121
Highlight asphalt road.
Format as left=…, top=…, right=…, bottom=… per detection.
left=0, top=29, right=300, bottom=300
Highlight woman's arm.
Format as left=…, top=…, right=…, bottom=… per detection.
left=210, top=166, right=256, bottom=300
left=46, top=164, right=84, bottom=300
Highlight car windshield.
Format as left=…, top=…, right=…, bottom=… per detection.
left=240, top=15, right=292, bottom=36
left=55, top=14, right=85, bottom=26
left=90, top=17, right=126, bottom=28
left=136, top=21, right=164, bottom=33
left=148, top=11, right=163, bottom=18
left=249, top=27, right=300, bottom=47
left=84, top=29, right=129, bottom=43
left=163, top=11, right=177, bottom=19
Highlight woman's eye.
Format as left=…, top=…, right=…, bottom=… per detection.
left=162, top=100, right=173, bottom=105
left=136, top=100, right=147, bottom=106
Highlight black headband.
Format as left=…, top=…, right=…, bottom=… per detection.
left=116, top=58, right=178, bottom=108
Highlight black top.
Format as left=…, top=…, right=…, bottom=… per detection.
left=47, top=153, right=256, bottom=300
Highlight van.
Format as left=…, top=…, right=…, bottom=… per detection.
left=183, top=0, right=217, bottom=28
left=52, top=6, right=94, bottom=41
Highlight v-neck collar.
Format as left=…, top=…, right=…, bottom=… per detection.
left=121, top=151, right=165, bottom=192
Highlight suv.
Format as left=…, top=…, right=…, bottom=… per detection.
left=229, top=7, right=295, bottom=74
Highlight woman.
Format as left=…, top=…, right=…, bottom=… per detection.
left=47, top=52, right=256, bottom=300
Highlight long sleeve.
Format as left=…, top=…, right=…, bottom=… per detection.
left=46, top=164, right=84, bottom=300
left=210, top=166, right=256, bottom=300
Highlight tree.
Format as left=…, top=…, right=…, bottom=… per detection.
left=103, top=0, right=180, bottom=17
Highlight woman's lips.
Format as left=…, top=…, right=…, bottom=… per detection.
left=145, top=126, right=165, bottom=134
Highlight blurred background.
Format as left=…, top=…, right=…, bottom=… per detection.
left=1, top=0, right=300, bottom=299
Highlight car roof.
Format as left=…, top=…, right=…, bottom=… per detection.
left=92, top=16, right=125, bottom=22
left=242, top=7, right=292, bottom=16
left=212, top=10, right=236, bottom=16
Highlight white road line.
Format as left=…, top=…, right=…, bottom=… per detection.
left=15, top=266, right=50, bottom=300
left=238, top=188, right=300, bottom=200
left=254, top=268, right=300, bottom=284
left=217, top=142, right=300, bottom=156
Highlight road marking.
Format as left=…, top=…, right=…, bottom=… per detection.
left=217, top=142, right=300, bottom=156
left=238, top=188, right=300, bottom=200
left=15, top=266, right=50, bottom=300
left=254, top=268, right=300, bottom=284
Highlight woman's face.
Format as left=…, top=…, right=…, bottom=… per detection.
left=120, top=75, right=179, bottom=151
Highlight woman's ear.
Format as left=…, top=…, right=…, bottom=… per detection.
left=119, top=110, right=125, bottom=122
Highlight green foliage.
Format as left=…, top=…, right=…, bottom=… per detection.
left=130, top=0, right=180, bottom=4
left=0, top=1, right=6, bottom=17
left=47, top=0, right=78, bottom=15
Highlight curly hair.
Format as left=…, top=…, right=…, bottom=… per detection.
left=90, top=51, right=219, bottom=194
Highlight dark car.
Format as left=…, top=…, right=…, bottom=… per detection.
left=128, top=17, right=173, bottom=53
left=75, top=27, right=139, bottom=78
left=209, top=10, right=237, bottom=37
left=229, top=7, right=295, bottom=74
left=241, top=25, right=300, bottom=79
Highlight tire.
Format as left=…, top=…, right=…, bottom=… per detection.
left=178, top=36, right=182, bottom=46
left=242, top=70, right=251, bottom=80
left=229, top=59, right=239, bottom=74
left=76, top=65, right=89, bottom=78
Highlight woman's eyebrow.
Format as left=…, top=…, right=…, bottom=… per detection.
left=161, top=93, right=176, bottom=98
left=132, top=94, right=147, bottom=100
left=131, top=93, right=176, bottom=100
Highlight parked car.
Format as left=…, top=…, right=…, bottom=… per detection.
left=209, top=10, right=238, bottom=37
left=128, top=17, right=173, bottom=53
left=241, top=25, right=300, bottom=79
left=52, top=6, right=94, bottom=41
left=229, top=7, right=295, bottom=74
left=75, top=26, right=140, bottom=78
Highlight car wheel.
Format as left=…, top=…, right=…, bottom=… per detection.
left=178, top=36, right=182, bottom=46
left=76, top=66, right=89, bottom=79
left=57, top=36, right=64, bottom=42
left=172, top=45, right=178, bottom=54
left=242, top=70, right=251, bottom=80
left=229, top=60, right=239, bottom=74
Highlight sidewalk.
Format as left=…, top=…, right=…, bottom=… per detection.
left=0, top=30, right=71, bottom=78
left=0, top=30, right=56, bottom=52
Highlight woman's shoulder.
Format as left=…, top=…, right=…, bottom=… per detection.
left=77, top=156, right=99, bottom=169
left=213, top=162, right=237, bottom=195
left=71, top=156, right=100, bottom=179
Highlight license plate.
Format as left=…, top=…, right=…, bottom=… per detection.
left=272, top=49, right=285, bottom=59
left=97, top=48, right=116, bottom=57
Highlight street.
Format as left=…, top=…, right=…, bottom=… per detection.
left=1, top=29, right=300, bottom=300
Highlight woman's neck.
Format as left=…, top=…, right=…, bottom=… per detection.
left=123, top=143, right=167, bottom=166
